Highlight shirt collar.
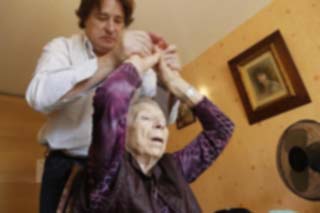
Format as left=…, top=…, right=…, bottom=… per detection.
left=82, top=33, right=96, bottom=59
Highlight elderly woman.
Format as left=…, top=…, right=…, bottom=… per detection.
left=64, top=45, right=234, bottom=212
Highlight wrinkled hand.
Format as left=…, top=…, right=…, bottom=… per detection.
left=157, top=45, right=182, bottom=87
left=126, top=49, right=161, bottom=75
left=162, top=45, right=181, bottom=71
left=157, top=46, right=203, bottom=105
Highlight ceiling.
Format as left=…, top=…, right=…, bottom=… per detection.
left=0, top=0, right=272, bottom=96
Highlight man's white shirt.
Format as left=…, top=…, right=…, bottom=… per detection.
left=26, top=33, right=178, bottom=156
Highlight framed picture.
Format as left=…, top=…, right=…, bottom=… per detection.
left=228, top=30, right=311, bottom=124
left=176, top=102, right=196, bottom=129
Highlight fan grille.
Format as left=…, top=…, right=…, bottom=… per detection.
left=277, top=120, right=320, bottom=201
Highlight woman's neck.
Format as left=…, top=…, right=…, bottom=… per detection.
left=132, top=153, right=160, bottom=175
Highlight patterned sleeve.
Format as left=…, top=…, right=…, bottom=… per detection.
left=86, top=63, right=141, bottom=210
left=173, top=97, right=234, bottom=183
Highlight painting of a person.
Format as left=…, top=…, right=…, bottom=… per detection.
left=252, top=68, right=282, bottom=100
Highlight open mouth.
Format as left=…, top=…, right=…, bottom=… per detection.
left=151, top=137, right=163, bottom=143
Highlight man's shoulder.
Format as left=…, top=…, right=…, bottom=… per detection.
left=43, top=33, right=84, bottom=50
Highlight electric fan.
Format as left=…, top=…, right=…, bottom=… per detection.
left=277, top=119, right=320, bottom=200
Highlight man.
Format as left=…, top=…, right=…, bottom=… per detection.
left=26, top=0, right=175, bottom=212
left=65, top=45, right=235, bottom=212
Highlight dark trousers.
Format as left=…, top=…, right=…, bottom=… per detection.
left=40, top=151, right=87, bottom=213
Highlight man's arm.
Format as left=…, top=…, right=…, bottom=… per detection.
left=25, top=37, right=116, bottom=114
left=60, top=53, right=117, bottom=100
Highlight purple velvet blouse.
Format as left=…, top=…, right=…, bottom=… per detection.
left=84, top=63, right=234, bottom=211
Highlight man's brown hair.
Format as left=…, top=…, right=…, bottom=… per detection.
left=76, top=0, right=135, bottom=28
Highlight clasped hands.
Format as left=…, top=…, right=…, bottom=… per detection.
left=123, top=30, right=182, bottom=92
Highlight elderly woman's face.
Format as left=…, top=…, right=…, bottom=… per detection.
left=127, top=102, right=169, bottom=159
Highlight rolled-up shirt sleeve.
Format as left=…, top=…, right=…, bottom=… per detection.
left=173, top=97, right=235, bottom=183
left=25, top=37, right=98, bottom=114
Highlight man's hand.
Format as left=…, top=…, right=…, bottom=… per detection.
left=122, top=30, right=153, bottom=58
left=149, top=32, right=168, bottom=50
